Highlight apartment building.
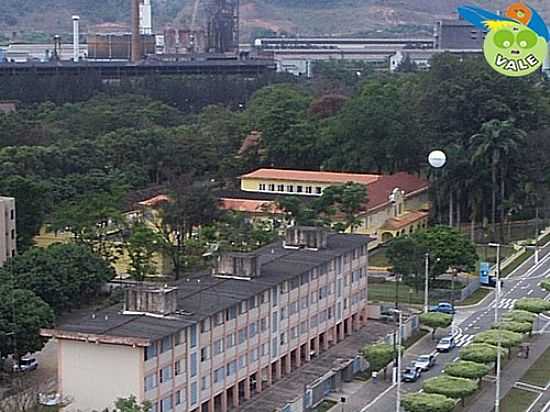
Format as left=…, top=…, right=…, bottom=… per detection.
left=42, top=227, right=370, bottom=412
left=0, top=196, right=16, bottom=266
left=219, top=168, right=430, bottom=247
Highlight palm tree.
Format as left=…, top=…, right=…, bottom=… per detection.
left=470, top=119, right=526, bottom=241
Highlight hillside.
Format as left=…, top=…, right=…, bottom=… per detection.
left=1, top=0, right=549, bottom=41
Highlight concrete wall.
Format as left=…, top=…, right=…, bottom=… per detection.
left=0, top=197, right=16, bottom=266
left=59, top=340, right=143, bottom=412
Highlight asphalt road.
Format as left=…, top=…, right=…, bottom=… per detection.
left=365, top=245, right=550, bottom=412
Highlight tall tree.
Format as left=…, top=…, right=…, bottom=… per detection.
left=125, top=223, right=163, bottom=281
left=317, top=182, right=368, bottom=232
left=386, top=236, right=426, bottom=292
left=470, top=119, right=526, bottom=240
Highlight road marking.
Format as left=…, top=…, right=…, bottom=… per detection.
left=360, top=383, right=396, bottom=411
left=527, top=289, right=534, bottom=296
left=516, top=382, right=546, bottom=391
left=525, top=393, right=543, bottom=412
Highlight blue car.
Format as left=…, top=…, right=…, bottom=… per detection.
left=429, top=302, right=456, bottom=315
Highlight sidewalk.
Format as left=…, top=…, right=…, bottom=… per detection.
left=464, top=333, right=550, bottom=412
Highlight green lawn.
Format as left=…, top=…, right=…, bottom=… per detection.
left=368, top=282, right=432, bottom=305
left=459, top=287, right=491, bottom=306
left=369, top=251, right=390, bottom=267
left=501, top=249, right=534, bottom=278
left=500, top=388, right=539, bottom=412
left=520, top=346, right=550, bottom=387
left=476, top=244, right=514, bottom=265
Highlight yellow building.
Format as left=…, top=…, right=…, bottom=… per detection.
left=221, top=168, right=431, bottom=248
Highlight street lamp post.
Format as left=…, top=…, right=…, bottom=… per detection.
left=391, top=309, right=403, bottom=412
left=489, top=242, right=502, bottom=412
left=424, top=253, right=429, bottom=312
left=524, top=245, right=540, bottom=264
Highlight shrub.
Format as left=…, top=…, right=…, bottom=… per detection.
left=502, top=310, right=537, bottom=324
left=419, top=312, right=453, bottom=338
left=459, top=343, right=508, bottom=364
left=540, top=279, right=550, bottom=292
left=360, top=343, right=395, bottom=372
left=473, top=329, right=523, bottom=348
left=492, top=321, right=532, bottom=335
left=514, top=298, right=550, bottom=314
left=444, top=360, right=491, bottom=379
left=402, top=392, right=456, bottom=412
left=423, top=375, right=478, bottom=401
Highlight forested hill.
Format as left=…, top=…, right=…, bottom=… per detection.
left=2, top=0, right=549, bottom=41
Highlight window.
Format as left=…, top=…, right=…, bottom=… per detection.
left=286, top=185, right=294, bottom=192
left=238, top=328, right=247, bottom=344
left=328, top=306, right=333, bottom=320
left=174, top=359, right=183, bottom=375
left=213, top=338, right=224, bottom=355
left=190, top=352, right=197, bottom=377
left=248, top=296, right=257, bottom=309
left=144, top=343, right=157, bottom=361
left=272, top=337, right=278, bottom=358
left=277, top=184, right=284, bottom=192
left=200, top=319, right=210, bottom=333
left=160, top=336, right=172, bottom=353
left=159, top=366, right=172, bottom=383
left=280, top=281, right=288, bottom=294
left=290, top=326, right=298, bottom=339
left=226, top=306, right=237, bottom=321
left=239, top=354, right=247, bottom=369
left=289, top=301, right=298, bottom=316
left=160, top=396, right=173, bottom=412
left=201, top=376, right=209, bottom=391
left=10, top=229, right=14, bottom=240
left=259, top=183, right=266, bottom=191
left=249, top=348, right=259, bottom=362
left=316, top=187, right=322, bottom=194
left=344, top=298, right=349, bottom=309
left=249, top=321, right=258, bottom=338
left=213, top=311, right=224, bottom=326
left=310, top=292, right=317, bottom=304
left=319, top=286, right=328, bottom=300
left=300, top=272, right=309, bottom=285
left=214, top=367, right=225, bottom=384
left=297, top=185, right=303, bottom=193
left=280, top=307, right=287, bottom=321
left=337, top=279, right=342, bottom=297
left=306, top=186, right=312, bottom=194
left=272, top=287, right=278, bottom=306
left=311, top=268, right=318, bottom=280
left=189, top=325, right=197, bottom=348
left=261, top=342, right=267, bottom=357
left=290, top=277, right=300, bottom=290
left=239, top=301, right=247, bottom=314
left=272, top=313, right=278, bottom=333
left=191, top=382, right=198, bottom=405
left=280, top=332, right=287, bottom=345
left=301, top=296, right=308, bottom=310
left=260, top=317, right=267, bottom=332
left=10, top=209, right=14, bottom=220
left=144, top=373, right=157, bottom=391
left=226, top=332, right=236, bottom=348
left=300, top=321, right=308, bottom=335
left=310, top=314, right=318, bottom=328
left=226, top=360, right=237, bottom=376
left=200, top=346, right=209, bottom=362
left=174, top=331, right=182, bottom=346
left=268, top=184, right=275, bottom=191
left=175, top=390, right=182, bottom=406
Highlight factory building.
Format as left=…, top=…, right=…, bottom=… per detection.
left=42, top=227, right=370, bottom=412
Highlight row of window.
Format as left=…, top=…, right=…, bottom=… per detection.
left=144, top=360, right=186, bottom=392
left=258, top=183, right=323, bottom=195
left=212, top=343, right=269, bottom=384
left=144, top=333, right=184, bottom=361
left=148, top=390, right=185, bottom=412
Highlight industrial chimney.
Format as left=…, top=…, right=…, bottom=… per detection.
left=72, top=16, right=80, bottom=62
left=131, top=0, right=141, bottom=63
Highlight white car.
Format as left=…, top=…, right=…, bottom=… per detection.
left=13, top=357, right=38, bottom=372
left=414, top=354, right=436, bottom=371
left=436, top=337, right=456, bottom=352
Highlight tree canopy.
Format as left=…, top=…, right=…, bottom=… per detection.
left=473, top=329, right=524, bottom=348
left=541, top=279, right=550, bottom=292
left=513, top=298, right=550, bottom=314
left=459, top=343, right=508, bottom=364
left=502, top=310, right=537, bottom=324
left=360, top=343, right=396, bottom=372
left=492, top=321, right=532, bottom=335
left=419, top=312, right=453, bottom=338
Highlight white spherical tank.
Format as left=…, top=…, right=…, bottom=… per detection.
left=428, top=150, right=447, bottom=168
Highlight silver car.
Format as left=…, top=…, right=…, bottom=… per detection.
left=414, top=354, right=436, bottom=371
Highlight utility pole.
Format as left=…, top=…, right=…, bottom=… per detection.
left=424, top=253, right=429, bottom=312
left=489, top=242, right=501, bottom=412
left=392, top=309, right=402, bottom=412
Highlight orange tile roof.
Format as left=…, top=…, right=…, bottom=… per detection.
left=379, top=210, right=429, bottom=231
left=219, top=198, right=283, bottom=214
left=138, top=194, right=170, bottom=207
left=241, top=168, right=380, bottom=185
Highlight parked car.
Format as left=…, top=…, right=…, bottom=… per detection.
left=402, top=366, right=422, bottom=382
left=429, top=302, right=456, bottom=315
left=436, top=337, right=456, bottom=352
left=414, top=354, right=436, bottom=371
left=13, top=357, right=38, bottom=372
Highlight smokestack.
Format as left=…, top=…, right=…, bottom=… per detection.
left=131, top=0, right=141, bottom=62
left=72, top=16, right=80, bottom=62
left=140, top=0, right=152, bottom=35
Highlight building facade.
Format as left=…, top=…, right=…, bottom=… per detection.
left=219, top=168, right=430, bottom=248
left=0, top=196, right=16, bottom=266
left=43, top=227, right=370, bottom=412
